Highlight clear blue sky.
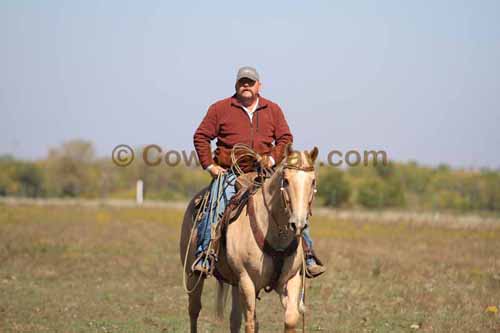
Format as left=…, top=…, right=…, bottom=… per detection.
left=1, top=1, right=499, bottom=168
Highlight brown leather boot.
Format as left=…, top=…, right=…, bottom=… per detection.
left=305, top=253, right=326, bottom=278
left=306, top=262, right=326, bottom=278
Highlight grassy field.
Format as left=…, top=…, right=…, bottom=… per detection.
left=0, top=202, right=499, bottom=332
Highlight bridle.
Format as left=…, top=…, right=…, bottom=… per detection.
left=279, top=163, right=317, bottom=219
left=258, top=162, right=317, bottom=239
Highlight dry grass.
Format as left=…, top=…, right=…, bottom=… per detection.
left=0, top=202, right=499, bottom=332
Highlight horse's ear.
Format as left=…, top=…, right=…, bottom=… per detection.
left=309, top=146, right=319, bottom=162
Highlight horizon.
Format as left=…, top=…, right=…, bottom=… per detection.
left=2, top=138, right=498, bottom=172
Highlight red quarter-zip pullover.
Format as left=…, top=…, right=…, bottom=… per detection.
left=193, top=94, right=293, bottom=171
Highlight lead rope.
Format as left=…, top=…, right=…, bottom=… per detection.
left=182, top=173, right=225, bottom=294
left=300, top=237, right=307, bottom=332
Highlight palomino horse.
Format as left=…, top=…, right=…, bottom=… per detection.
left=179, top=145, right=319, bottom=332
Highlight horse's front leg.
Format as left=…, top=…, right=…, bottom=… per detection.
left=282, top=271, right=302, bottom=333
left=238, top=274, right=257, bottom=333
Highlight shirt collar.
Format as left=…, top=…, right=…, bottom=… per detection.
left=242, top=97, right=259, bottom=114
left=230, top=94, right=268, bottom=110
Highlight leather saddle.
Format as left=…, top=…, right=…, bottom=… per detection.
left=192, top=172, right=260, bottom=227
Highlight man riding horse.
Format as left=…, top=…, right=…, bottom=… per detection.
left=192, top=66, right=325, bottom=278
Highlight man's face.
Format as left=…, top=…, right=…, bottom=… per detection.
left=236, top=78, right=260, bottom=100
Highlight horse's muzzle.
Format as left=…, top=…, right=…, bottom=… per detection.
left=288, top=221, right=306, bottom=237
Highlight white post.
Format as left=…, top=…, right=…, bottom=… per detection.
left=136, top=180, right=143, bottom=205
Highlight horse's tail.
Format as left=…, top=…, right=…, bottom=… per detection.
left=215, top=279, right=230, bottom=321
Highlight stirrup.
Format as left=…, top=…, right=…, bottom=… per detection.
left=191, top=251, right=217, bottom=276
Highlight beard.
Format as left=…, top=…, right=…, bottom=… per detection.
left=239, top=89, right=254, bottom=99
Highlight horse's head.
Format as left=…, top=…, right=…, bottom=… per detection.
left=279, top=144, right=319, bottom=236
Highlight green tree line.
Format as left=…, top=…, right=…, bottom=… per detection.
left=1, top=140, right=499, bottom=213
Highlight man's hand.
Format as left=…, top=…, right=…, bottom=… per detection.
left=206, top=164, right=226, bottom=178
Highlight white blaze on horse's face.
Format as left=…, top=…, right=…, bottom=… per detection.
left=282, top=158, right=317, bottom=236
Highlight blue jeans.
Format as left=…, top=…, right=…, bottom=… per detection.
left=196, top=171, right=237, bottom=254
left=195, top=171, right=314, bottom=255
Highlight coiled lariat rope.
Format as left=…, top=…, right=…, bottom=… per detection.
left=229, top=143, right=265, bottom=185
left=300, top=237, right=307, bottom=332
left=182, top=173, right=225, bottom=294
left=182, top=187, right=208, bottom=294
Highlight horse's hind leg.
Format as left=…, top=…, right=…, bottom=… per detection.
left=187, top=274, right=205, bottom=333
left=230, top=285, right=242, bottom=332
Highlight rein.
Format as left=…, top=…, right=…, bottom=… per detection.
left=247, top=195, right=299, bottom=293
left=247, top=196, right=299, bottom=258
left=249, top=162, right=317, bottom=293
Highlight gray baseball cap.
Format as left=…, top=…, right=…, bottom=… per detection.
left=236, top=66, right=260, bottom=82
